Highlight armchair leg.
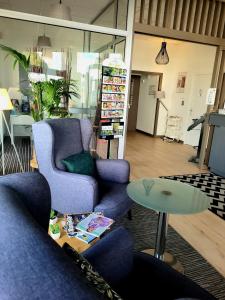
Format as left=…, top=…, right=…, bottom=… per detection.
left=127, top=209, right=132, bottom=220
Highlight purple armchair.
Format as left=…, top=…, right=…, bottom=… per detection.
left=32, top=118, right=132, bottom=219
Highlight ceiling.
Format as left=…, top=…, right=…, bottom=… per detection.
left=0, top=0, right=113, bottom=23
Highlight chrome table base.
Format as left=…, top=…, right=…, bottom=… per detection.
left=142, top=211, right=184, bottom=273
left=142, top=249, right=184, bottom=273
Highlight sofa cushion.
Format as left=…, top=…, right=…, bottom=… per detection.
left=62, top=151, right=95, bottom=176
left=63, top=243, right=123, bottom=300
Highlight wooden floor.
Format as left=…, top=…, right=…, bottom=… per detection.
left=125, top=131, right=225, bottom=278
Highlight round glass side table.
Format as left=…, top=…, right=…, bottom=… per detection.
left=127, top=178, right=210, bottom=273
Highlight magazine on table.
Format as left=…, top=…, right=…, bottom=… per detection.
left=65, top=212, right=102, bottom=238
left=75, top=232, right=97, bottom=244
left=76, top=213, right=114, bottom=237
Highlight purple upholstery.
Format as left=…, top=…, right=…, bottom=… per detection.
left=96, top=159, right=130, bottom=184
left=44, top=118, right=85, bottom=170
left=32, top=118, right=133, bottom=217
left=95, top=181, right=132, bottom=219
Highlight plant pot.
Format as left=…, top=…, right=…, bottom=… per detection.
left=30, top=147, right=38, bottom=170
left=49, top=216, right=58, bottom=225
left=50, top=231, right=61, bottom=240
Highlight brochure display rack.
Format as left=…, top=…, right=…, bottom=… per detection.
left=99, top=65, right=127, bottom=158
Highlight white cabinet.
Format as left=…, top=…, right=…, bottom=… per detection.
left=10, top=114, right=34, bottom=143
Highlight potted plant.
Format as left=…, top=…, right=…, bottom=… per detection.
left=49, top=223, right=60, bottom=240
left=0, top=44, right=79, bottom=121
left=0, top=44, right=80, bottom=168
left=41, top=78, right=79, bottom=118
left=49, top=209, right=58, bottom=225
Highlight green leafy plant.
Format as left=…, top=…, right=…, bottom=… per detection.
left=50, top=223, right=60, bottom=234
left=31, top=81, right=44, bottom=121
left=41, top=79, right=79, bottom=118
left=0, top=44, right=79, bottom=121
left=0, top=44, right=30, bottom=71
left=50, top=209, right=57, bottom=220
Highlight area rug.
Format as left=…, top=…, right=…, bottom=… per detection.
left=162, top=173, right=225, bottom=221
left=0, top=137, right=32, bottom=175
left=118, top=203, right=225, bottom=300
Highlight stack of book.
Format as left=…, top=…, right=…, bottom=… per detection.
left=65, top=212, right=114, bottom=244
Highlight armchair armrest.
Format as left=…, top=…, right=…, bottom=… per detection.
left=83, top=226, right=133, bottom=287
left=49, top=169, right=98, bottom=214
left=96, top=159, right=130, bottom=184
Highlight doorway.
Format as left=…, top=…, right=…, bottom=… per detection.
left=127, top=72, right=163, bottom=135
left=184, top=74, right=212, bottom=146
left=127, top=75, right=141, bottom=131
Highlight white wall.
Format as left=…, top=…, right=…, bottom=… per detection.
left=132, top=34, right=216, bottom=141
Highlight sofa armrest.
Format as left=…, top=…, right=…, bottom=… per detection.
left=132, top=252, right=215, bottom=300
left=0, top=172, right=51, bottom=230
left=49, top=170, right=98, bottom=214
left=83, top=226, right=133, bottom=287
left=96, top=159, right=130, bottom=184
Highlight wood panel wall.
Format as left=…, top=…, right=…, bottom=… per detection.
left=135, top=0, right=225, bottom=39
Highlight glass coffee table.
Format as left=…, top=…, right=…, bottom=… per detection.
left=127, top=178, right=210, bottom=273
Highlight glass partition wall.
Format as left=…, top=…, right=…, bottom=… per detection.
left=0, top=0, right=128, bottom=30
left=0, top=0, right=134, bottom=160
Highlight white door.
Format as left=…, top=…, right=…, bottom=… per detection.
left=136, top=74, right=160, bottom=135
left=184, top=74, right=211, bottom=146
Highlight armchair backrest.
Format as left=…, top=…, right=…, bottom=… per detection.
left=32, top=118, right=93, bottom=172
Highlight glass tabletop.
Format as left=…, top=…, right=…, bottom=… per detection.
left=127, top=178, right=210, bottom=214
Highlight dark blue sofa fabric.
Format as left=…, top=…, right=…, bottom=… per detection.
left=0, top=174, right=105, bottom=300
left=83, top=226, right=133, bottom=287
left=84, top=228, right=215, bottom=300
left=119, top=252, right=216, bottom=300
left=0, top=172, right=51, bottom=230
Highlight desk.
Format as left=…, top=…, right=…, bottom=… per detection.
left=127, top=178, right=210, bottom=272
left=10, top=114, right=34, bottom=144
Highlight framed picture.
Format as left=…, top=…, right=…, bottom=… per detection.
left=148, top=84, right=157, bottom=95
left=176, top=72, right=187, bottom=93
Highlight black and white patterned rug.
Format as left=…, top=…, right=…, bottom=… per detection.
left=162, top=173, right=225, bottom=221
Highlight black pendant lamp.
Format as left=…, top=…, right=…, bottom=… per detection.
left=155, top=42, right=169, bottom=65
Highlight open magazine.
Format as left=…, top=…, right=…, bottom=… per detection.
left=76, top=213, right=114, bottom=238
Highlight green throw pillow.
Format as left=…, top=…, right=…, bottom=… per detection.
left=61, top=151, right=95, bottom=176
left=63, top=243, right=123, bottom=300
